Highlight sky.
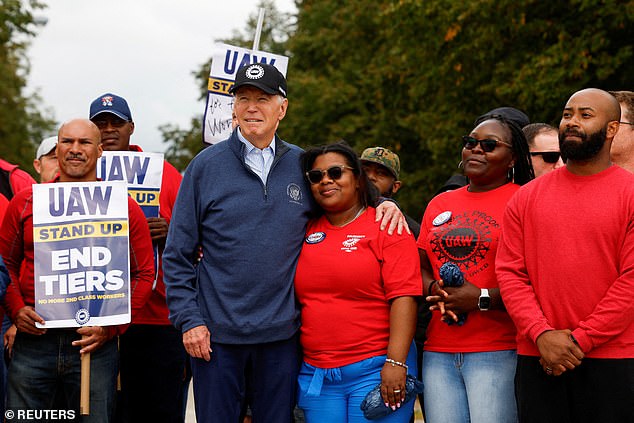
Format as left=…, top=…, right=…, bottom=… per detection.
left=26, top=0, right=296, bottom=154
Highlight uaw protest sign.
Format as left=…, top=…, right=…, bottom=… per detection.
left=97, top=151, right=164, bottom=219
left=97, top=151, right=164, bottom=288
left=203, top=42, right=289, bottom=145
left=33, top=181, right=131, bottom=328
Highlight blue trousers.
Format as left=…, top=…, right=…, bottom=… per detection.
left=190, top=335, right=300, bottom=423
left=297, top=343, right=417, bottom=423
left=7, top=330, right=118, bottom=423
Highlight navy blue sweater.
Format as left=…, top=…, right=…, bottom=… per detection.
left=163, top=131, right=314, bottom=344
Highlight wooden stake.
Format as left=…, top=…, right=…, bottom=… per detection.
left=80, top=335, right=90, bottom=415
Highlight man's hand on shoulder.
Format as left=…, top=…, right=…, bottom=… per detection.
left=375, top=200, right=410, bottom=235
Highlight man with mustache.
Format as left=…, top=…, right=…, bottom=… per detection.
left=0, top=119, right=154, bottom=422
left=496, top=88, right=634, bottom=422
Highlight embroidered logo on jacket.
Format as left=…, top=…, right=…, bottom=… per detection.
left=287, top=183, right=303, bottom=204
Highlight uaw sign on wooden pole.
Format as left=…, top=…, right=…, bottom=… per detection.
left=32, top=181, right=131, bottom=328
left=203, top=42, right=289, bottom=145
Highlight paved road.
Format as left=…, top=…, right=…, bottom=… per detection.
left=185, top=388, right=424, bottom=423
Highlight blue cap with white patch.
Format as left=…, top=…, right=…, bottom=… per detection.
left=89, top=93, right=133, bottom=121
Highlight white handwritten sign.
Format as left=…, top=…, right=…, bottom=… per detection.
left=203, top=43, right=289, bottom=145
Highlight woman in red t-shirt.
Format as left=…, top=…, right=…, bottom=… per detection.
left=418, top=110, right=534, bottom=423
left=295, top=142, right=421, bottom=422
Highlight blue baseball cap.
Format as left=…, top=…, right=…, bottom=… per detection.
left=89, top=93, right=133, bottom=121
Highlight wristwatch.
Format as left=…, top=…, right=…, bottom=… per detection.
left=478, top=288, right=490, bottom=311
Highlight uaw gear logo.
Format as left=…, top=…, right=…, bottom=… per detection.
left=287, top=183, right=302, bottom=204
left=429, top=210, right=495, bottom=273
left=101, top=96, right=114, bottom=107
left=75, top=308, right=90, bottom=325
left=245, top=64, right=265, bottom=79
left=341, top=235, right=364, bottom=252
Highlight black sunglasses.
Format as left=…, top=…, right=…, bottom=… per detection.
left=530, top=151, right=561, bottom=164
left=462, top=135, right=512, bottom=153
left=306, top=165, right=355, bottom=184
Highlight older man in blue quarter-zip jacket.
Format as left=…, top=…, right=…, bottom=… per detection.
left=163, top=63, right=406, bottom=423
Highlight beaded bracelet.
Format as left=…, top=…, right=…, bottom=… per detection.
left=385, top=358, right=408, bottom=371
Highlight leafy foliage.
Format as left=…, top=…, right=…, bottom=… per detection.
left=0, top=0, right=55, bottom=175
left=163, top=0, right=634, bottom=221
left=286, top=0, right=634, bottom=219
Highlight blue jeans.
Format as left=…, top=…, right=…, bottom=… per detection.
left=7, top=330, right=118, bottom=423
left=423, top=350, right=517, bottom=423
left=297, top=343, right=417, bottom=423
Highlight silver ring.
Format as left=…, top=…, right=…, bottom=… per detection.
left=393, top=389, right=402, bottom=393
left=545, top=366, right=553, bottom=375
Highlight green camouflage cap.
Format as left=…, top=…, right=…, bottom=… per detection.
left=360, top=147, right=400, bottom=179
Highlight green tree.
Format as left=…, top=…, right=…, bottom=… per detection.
left=161, top=0, right=295, bottom=167
left=286, top=0, right=634, bottom=220
left=163, top=0, right=633, bottom=221
left=0, top=0, right=55, bottom=175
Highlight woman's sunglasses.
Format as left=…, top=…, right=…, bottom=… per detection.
left=530, top=151, right=562, bottom=164
left=306, top=165, right=354, bottom=184
left=462, top=135, right=512, bottom=153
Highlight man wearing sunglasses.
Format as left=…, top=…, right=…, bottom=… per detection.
left=609, top=91, right=634, bottom=173
left=523, top=123, right=565, bottom=178
left=89, top=94, right=186, bottom=423
left=497, top=88, right=634, bottom=422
